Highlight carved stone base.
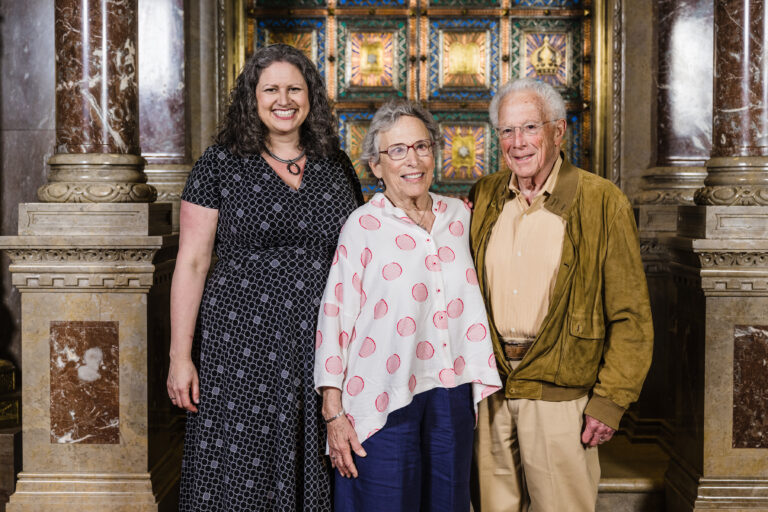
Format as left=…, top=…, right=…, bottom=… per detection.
left=144, top=164, right=192, bottom=233
left=638, top=166, right=707, bottom=205
left=666, top=458, right=768, bottom=511
left=696, top=157, right=768, bottom=206
left=0, top=202, right=179, bottom=512
left=38, top=154, right=157, bottom=203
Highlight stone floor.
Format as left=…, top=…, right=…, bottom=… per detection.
left=0, top=430, right=669, bottom=512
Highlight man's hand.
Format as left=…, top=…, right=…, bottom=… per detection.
left=581, top=414, right=615, bottom=447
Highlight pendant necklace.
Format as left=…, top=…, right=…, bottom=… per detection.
left=266, top=148, right=305, bottom=176
left=385, top=193, right=433, bottom=231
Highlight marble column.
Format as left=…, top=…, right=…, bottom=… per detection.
left=666, top=1, right=768, bottom=510
left=139, top=0, right=190, bottom=232
left=0, top=1, right=180, bottom=510
left=695, top=0, right=768, bottom=206
left=632, top=0, right=711, bottom=438
left=40, top=0, right=155, bottom=203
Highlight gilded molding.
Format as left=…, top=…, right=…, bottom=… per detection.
left=610, top=0, right=622, bottom=185
left=218, top=0, right=228, bottom=120
left=698, top=252, right=768, bottom=268
left=5, top=249, right=157, bottom=264
left=694, top=186, right=768, bottom=206
left=38, top=183, right=157, bottom=203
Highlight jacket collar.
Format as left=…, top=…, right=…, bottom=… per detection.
left=542, top=152, right=579, bottom=218
left=492, top=152, right=579, bottom=218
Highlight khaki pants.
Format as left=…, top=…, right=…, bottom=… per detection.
left=471, top=393, right=600, bottom=512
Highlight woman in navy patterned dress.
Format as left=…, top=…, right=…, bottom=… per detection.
left=167, top=44, right=363, bottom=511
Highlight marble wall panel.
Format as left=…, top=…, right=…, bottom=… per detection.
left=54, top=0, right=140, bottom=154
left=0, top=131, right=54, bottom=367
left=0, top=0, right=57, bottom=366
left=139, top=0, right=187, bottom=164
left=733, top=325, right=768, bottom=449
left=622, top=0, right=655, bottom=200
left=0, top=0, right=56, bottom=130
left=656, top=0, right=713, bottom=166
left=50, top=321, right=120, bottom=444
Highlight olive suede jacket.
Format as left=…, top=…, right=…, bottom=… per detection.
left=468, top=155, right=653, bottom=429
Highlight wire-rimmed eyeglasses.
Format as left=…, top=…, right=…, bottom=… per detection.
left=379, top=140, right=434, bottom=160
left=497, top=120, right=555, bottom=139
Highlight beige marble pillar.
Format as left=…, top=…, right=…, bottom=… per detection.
left=0, top=1, right=180, bottom=510
left=665, top=1, right=768, bottom=510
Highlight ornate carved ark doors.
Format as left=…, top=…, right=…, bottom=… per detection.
left=240, top=0, right=600, bottom=196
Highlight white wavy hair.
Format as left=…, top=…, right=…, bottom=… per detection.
left=488, top=78, right=567, bottom=128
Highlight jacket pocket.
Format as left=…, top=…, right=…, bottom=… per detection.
left=556, top=311, right=605, bottom=386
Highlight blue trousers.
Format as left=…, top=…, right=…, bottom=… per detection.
left=334, top=384, right=474, bottom=512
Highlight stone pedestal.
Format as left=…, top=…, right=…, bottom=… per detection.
left=665, top=205, right=768, bottom=511
left=0, top=202, right=180, bottom=512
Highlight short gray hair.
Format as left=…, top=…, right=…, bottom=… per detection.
left=488, top=78, right=566, bottom=128
left=360, top=99, right=441, bottom=166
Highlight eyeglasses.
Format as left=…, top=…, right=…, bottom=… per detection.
left=379, top=140, right=434, bottom=160
left=497, top=120, right=554, bottom=139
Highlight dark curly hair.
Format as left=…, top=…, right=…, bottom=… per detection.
left=216, top=44, right=340, bottom=158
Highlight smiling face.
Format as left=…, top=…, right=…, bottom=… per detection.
left=498, top=91, right=565, bottom=185
left=255, top=61, right=310, bottom=139
left=369, top=115, right=435, bottom=206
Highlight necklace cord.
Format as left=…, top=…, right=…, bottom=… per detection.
left=266, top=148, right=305, bottom=176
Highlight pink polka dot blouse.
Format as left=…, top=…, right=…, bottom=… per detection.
left=314, top=192, right=502, bottom=445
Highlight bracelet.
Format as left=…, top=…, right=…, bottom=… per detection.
left=324, top=410, right=345, bottom=424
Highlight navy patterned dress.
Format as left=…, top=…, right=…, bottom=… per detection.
left=179, top=145, right=362, bottom=511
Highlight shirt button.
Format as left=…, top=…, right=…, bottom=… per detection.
left=513, top=289, right=518, bottom=295
left=437, top=288, right=441, bottom=293
left=511, top=327, right=516, bottom=333
left=426, top=238, right=431, bottom=242
left=517, top=251, right=522, bottom=257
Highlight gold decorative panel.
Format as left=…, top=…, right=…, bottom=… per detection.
left=266, top=31, right=316, bottom=62
left=524, top=32, right=568, bottom=87
left=441, top=32, right=488, bottom=88
left=349, top=32, right=395, bottom=87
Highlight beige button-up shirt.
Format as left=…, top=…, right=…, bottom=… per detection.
left=484, top=157, right=566, bottom=340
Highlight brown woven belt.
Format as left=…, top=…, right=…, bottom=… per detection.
left=500, top=336, right=535, bottom=361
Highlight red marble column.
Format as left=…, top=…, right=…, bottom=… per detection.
left=696, top=0, right=768, bottom=205
left=40, top=0, right=154, bottom=203
left=54, top=0, right=139, bottom=154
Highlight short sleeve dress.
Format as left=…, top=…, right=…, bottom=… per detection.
left=178, top=144, right=362, bottom=512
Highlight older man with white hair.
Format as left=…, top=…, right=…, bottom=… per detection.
left=468, top=78, right=653, bottom=511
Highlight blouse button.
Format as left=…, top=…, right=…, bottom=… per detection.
left=437, top=288, right=441, bottom=293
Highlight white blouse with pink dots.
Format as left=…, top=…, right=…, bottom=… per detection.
left=314, top=192, right=502, bottom=445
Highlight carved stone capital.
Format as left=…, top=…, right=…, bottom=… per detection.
left=39, top=153, right=157, bottom=203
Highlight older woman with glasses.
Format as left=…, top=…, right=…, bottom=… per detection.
left=314, top=99, right=501, bottom=512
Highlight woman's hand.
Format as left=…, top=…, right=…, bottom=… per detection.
left=167, top=357, right=200, bottom=412
left=327, top=415, right=366, bottom=478
left=322, top=387, right=366, bottom=478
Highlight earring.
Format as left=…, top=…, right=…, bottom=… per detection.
left=377, top=178, right=386, bottom=191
